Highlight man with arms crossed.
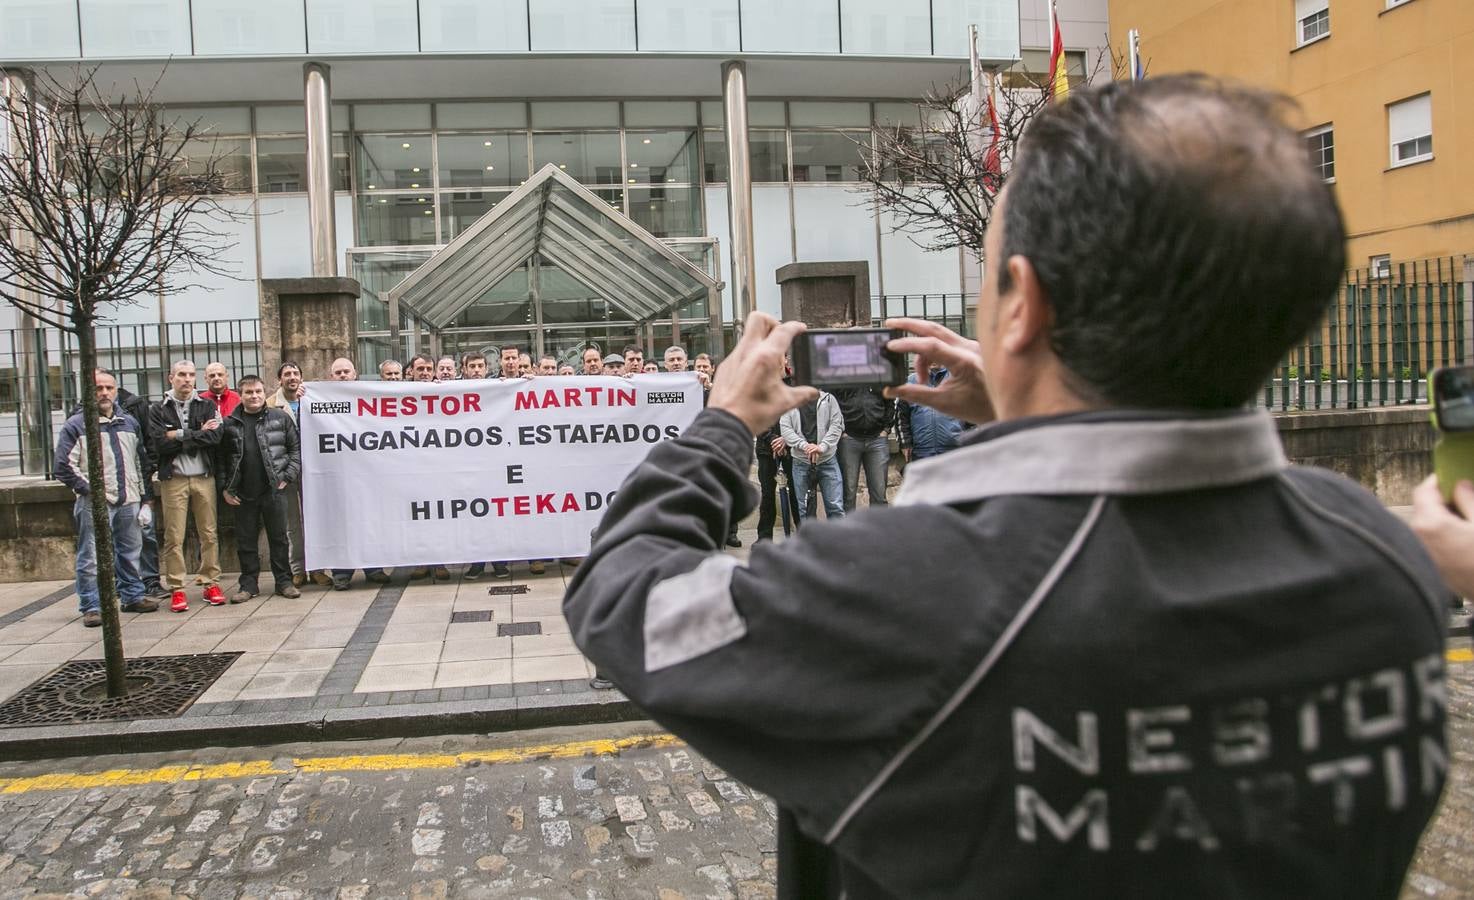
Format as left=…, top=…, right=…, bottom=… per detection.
left=148, top=360, right=226, bottom=612
left=564, top=77, right=1448, bottom=898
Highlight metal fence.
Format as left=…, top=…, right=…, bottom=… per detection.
left=871, top=293, right=971, bottom=337
left=1, top=319, right=261, bottom=478
left=1260, top=256, right=1470, bottom=411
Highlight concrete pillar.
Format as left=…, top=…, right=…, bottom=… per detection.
left=1, top=68, right=54, bottom=476
left=303, top=63, right=337, bottom=278
left=259, top=278, right=360, bottom=382
left=776, top=261, right=872, bottom=328
left=722, top=61, right=756, bottom=324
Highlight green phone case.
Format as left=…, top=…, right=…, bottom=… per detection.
left=1433, top=433, right=1474, bottom=501
left=1429, top=367, right=1474, bottom=501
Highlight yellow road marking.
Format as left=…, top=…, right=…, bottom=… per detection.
left=293, top=734, right=685, bottom=773
left=1448, top=648, right=1472, bottom=663
left=0, top=733, right=682, bottom=796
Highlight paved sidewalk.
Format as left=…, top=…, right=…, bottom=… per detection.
left=0, top=520, right=772, bottom=757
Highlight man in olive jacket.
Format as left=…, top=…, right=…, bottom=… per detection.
left=218, top=375, right=301, bottom=602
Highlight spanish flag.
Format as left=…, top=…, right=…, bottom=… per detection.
left=1048, top=0, right=1069, bottom=102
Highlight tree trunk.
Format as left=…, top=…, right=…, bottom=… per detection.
left=75, top=314, right=129, bottom=698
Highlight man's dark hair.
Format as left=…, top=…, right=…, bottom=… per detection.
left=999, top=74, right=1346, bottom=409
left=409, top=354, right=432, bottom=368
left=461, top=351, right=486, bottom=366
left=623, top=344, right=642, bottom=357
left=237, top=374, right=265, bottom=390
left=277, top=361, right=301, bottom=378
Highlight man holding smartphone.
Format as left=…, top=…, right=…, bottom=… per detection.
left=565, top=76, right=1448, bottom=898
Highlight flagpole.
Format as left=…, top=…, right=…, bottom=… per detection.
left=1128, top=28, right=1142, bottom=81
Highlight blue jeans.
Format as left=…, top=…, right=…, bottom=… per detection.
left=838, top=434, right=890, bottom=512
left=74, top=496, right=145, bottom=613
left=791, top=457, right=845, bottom=521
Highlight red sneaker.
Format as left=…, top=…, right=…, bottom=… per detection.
left=203, top=585, right=227, bottom=606
left=170, top=590, right=188, bottom=613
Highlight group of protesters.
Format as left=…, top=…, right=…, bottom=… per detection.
left=55, top=337, right=964, bottom=626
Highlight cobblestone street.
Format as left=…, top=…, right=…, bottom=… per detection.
left=0, top=724, right=777, bottom=900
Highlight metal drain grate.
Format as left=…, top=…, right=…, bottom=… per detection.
left=450, top=610, right=493, bottom=623
left=488, top=584, right=530, bottom=595
left=0, top=653, right=242, bottom=727
left=497, top=622, right=542, bottom=637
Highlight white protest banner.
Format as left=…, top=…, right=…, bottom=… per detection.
left=299, top=375, right=703, bottom=569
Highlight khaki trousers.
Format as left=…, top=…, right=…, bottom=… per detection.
left=159, top=474, right=221, bottom=589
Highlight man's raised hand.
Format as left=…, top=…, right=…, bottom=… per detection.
left=883, top=317, right=996, bottom=426
left=708, top=311, right=819, bottom=437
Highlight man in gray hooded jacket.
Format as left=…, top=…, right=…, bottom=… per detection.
left=563, top=76, right=1448, bottom=899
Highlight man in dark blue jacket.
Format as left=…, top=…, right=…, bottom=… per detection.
left=896, top=366, right=963, bottom=461
left=563, top=76, right=1448, bottom=899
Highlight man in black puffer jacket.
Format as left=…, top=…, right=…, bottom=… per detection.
left=218, top=375, right=301, bottom=602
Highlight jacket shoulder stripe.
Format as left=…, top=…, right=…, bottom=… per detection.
left=643, top=555, right=747, bottom=673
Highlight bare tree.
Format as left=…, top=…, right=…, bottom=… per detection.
left=859, top=54, right=1121, bottom=255
left=0, top=66, right=241, bottom=697
left=860, top=76, right=1047, bottom=255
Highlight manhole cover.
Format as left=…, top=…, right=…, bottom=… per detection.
left=488, top=584, right=529, bottom=595
left=0, top=653, right=241, bottom=727
left=497, top=622, right=542, bottom=637
left=450, top=610, right=493, bottom=623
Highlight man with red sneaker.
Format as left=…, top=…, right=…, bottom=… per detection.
left=147, top=360, right=226, bottom=611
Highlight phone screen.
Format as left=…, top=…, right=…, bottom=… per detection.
left=1436, top=367, right=1474, bottom=432
left=808, top=331, right=894, bottom=385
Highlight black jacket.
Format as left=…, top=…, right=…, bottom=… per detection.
left=564, top=408, right=1448, bottom=900
left=217, top=406, right=301, bottom=495
left=147, top=392, right=222, bottom=479
left=830, top=386, right=895, bottom=439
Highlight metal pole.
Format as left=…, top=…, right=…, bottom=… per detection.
left=1128, top=29, right=1142, bottom=82
left=721, top=61, right=757, bottom=325
left=303, top=63, right=337, bottom=278
left=2, top=68, right=53, bottom=476
left=1462, top=256, right=1472, bottom=365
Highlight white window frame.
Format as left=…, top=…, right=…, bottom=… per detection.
left=1385, top=0, right=1412, bottom=9
left=1387, top=93, right=1433, bottom=169
left=1304, top=124, right=1334, bottom=183
left=1370, top=255, right=1391, bottom=280
left=1295, top=0, right=1330, bottom=46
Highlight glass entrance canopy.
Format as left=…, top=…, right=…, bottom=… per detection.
left=387, top=164, right=720, bottom=333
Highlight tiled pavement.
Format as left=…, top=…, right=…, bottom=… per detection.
left=0, top=517, right=774, bottom=753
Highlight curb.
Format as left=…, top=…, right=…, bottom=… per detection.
left=0, top=690, right=643, bottom=762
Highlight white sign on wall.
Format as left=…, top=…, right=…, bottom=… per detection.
left=299, top=375, right=703, bottom=569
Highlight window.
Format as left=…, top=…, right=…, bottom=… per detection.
left=1304, top=125, right=1334, bottom=182
left=790, top=131, right=866, bottom=183
left=355, top=134, right=432, bottom=190
left=1388, top=93, right=1433, bottom=167
left=1295, top=0, right=1329, bottom=45
left=1370, top=255, right=1391, bottom=279
left=1386, top=0, right=1412, bottom=8
left=256, top=136, right=350, bottom=193
left=702, top=130, right=789, bottom=183
left=531, top=132, right=621, bottom=185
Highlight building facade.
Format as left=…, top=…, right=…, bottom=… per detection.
left=1109, top=0, right=1473, bottom=271
left=2, top=0, right=1108, bottom=371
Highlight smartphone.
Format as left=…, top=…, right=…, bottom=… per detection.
left=790, top=328, right=908, bottom=389
left=1430, top=365, right=1474, bottom=500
